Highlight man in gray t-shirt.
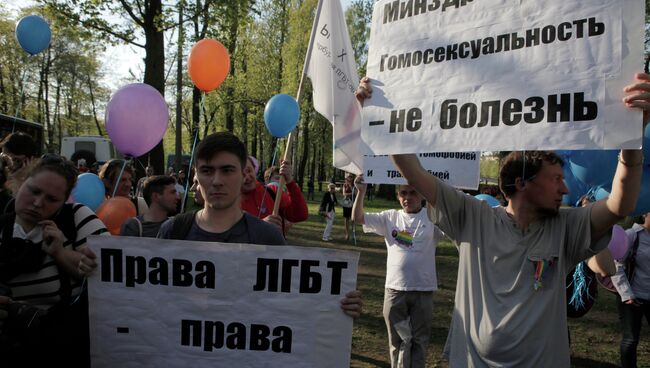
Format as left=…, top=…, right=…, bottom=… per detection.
left=357, top=73, right=650, bottom=366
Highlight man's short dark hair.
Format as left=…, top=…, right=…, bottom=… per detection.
left=499, top=151, right=564, bottom=198
left=1, top=132, right=37, bottom=157
left=194, top=132, right=247, bottom=170
left=142, top=175, right=176, bottom=206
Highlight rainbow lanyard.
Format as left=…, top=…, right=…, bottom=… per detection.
left=533, top=259, right=554, bottom=291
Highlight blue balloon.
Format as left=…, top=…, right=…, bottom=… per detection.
left=474, top=194, right=501, bottom=207
left=568, top=149, right=618, bottom=187
left=15, top=15, right=52, bottom=55
left=72, top=173, right=106, bottom=211
left=264, top=94, right=300, bottom=138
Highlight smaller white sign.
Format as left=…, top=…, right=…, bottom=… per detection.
left=362, top=152, right=480, bottom=190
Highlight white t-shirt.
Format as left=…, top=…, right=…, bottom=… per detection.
left=363, top=207, right=442, bottom=291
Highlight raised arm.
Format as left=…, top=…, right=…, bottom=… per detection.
left=590, top=73, right=650, bottom=239
left=351, top=175, right=367, bottom=224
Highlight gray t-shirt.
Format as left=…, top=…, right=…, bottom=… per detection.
left=429, top=180, right=608, bottom=367
left=157, top=212, right=286, bottom=245
left=120, top=215, right=166, bottom=238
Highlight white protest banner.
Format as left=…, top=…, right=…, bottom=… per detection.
left=362, top=0, right=645, bottom=154
left=363, top=152, right=479, bottom=189
left=87, top=236, right=359, bottom=368
left=305, top=0, right=367, bottom=174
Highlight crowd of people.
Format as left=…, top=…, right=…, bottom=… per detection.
left=0, top=72, right=648, bottom=368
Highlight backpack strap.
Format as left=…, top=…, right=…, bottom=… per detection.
left=170, top=211, right=197, bottom=240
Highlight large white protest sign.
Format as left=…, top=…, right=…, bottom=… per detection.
left=362, top=0, right=645, bottom=154
left=87, top=236, right=359, bottom=368
left=363, top=152, right=479, bottom=189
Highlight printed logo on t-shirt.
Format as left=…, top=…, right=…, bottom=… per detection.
left=391, top=228, right=414, bottom=248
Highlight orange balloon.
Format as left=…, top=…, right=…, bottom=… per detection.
left=96, top=197, right=137, bottom=235
left=187, top=38, right=230, bottom=93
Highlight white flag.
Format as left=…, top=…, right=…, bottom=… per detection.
left=305, top=0, right=365, bottom=175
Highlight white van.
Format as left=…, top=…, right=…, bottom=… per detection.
left=60, top=136, right=122, bottom=165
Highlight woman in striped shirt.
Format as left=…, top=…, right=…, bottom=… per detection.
left=0, top=155, right=108, bottom=367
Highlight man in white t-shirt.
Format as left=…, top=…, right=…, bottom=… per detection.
left=352, top=175, right=443, bottom=368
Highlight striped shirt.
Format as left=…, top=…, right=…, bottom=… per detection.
left=5, top=203, right=109, bottom=309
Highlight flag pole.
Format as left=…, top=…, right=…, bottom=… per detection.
left=272, top=0, right=326, bottom=216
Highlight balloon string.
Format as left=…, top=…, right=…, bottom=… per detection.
left=258, top=143, right=280, bottom=218
left=181, top=93, right=204, bottom=213
left=112, top=159, right=129, bottom=198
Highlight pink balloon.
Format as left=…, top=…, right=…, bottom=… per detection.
left=608, top=225, right=629, bottom=260
left=105, top=83, right=169, bottom=157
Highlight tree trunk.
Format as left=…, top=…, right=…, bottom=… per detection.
left=191, top=86, right=201, bottom=149
left=297, top=110, right=310, bottom=189
left=43, top=49, right=52, bottom=150
left=0, top=66, right=7, bottom=113
left=175, top=1, right=184, bottom=172
left=251, top=116, right=258, bottom=159
left=87, top=74, right=104, bottom=136
left=37, top=60, right=44, bottom=124
left=54, top=81, right=62, bottom=148
left=224, top=2, right=240, bottom=132
left=140, top=0, right=166, bottom=177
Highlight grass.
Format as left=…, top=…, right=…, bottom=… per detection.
left=287, top=191, right=650, bottom=368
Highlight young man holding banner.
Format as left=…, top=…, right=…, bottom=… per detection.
left=356, top=73, right=650, bottom=366
left=157, top=132, right=362, bottom=318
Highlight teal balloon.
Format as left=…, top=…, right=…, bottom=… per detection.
left=474, top=194, right=501, bottom=207
left=264, top=94, right=300, bottom=138
left=15, top=15, right=51, bottom=55
left=72, top=173, right=106, bottom=211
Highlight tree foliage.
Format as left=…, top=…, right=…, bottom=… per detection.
left=0, top=0, right=370, bottom=186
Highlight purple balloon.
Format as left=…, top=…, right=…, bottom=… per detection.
left=105, top=83, right=169, bottom=157
left=608, top=225, right=629, bottom=260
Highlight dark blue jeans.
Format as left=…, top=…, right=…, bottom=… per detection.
left=618, top=296, right=650, bottom=368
